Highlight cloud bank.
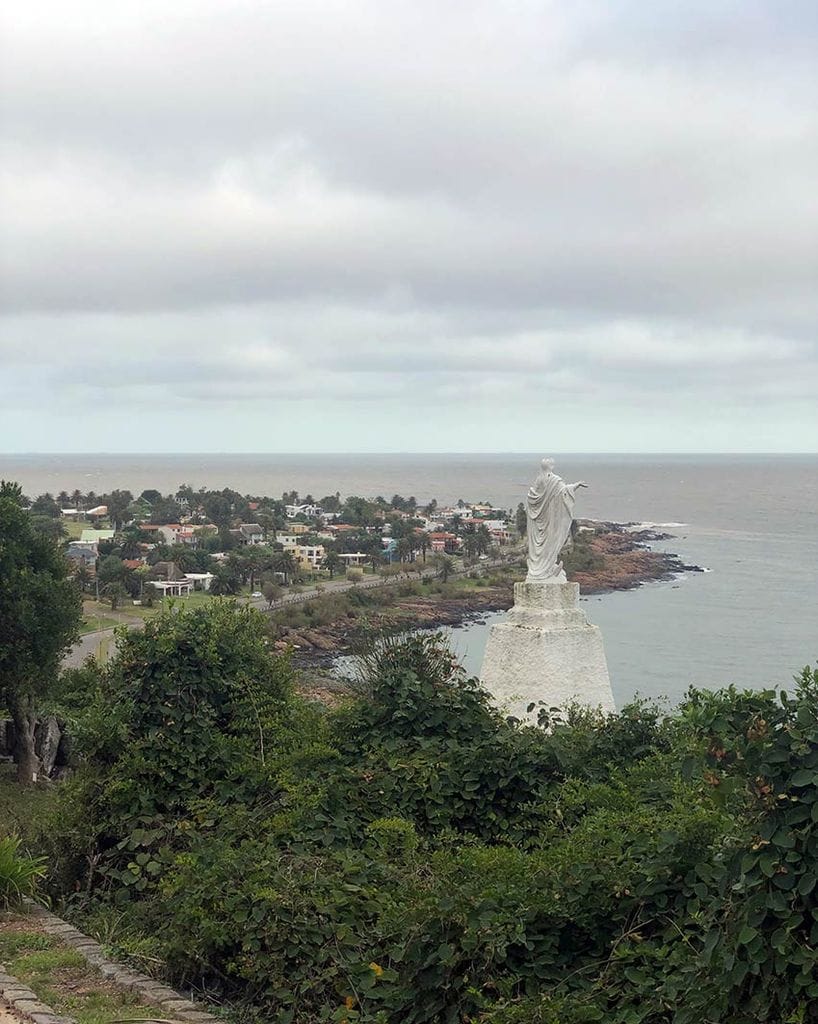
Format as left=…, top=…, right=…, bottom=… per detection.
left=1, top=1, right=816, bottom=451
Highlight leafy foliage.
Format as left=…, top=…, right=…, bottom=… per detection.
left=0, top=836, right=45, bottom=906
left=36, top=613, right=818, bottom=1023
left=50, top=602, right=295, bottom=895
left=0, top=479, right=82, bottom=782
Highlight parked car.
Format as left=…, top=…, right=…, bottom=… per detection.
left=251, top=591, right=263, bottom=598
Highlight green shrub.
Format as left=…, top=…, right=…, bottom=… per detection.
left=47, top=602, right=296, bottom=896
left=0, top=836, right=45, bottom=906
left=365, top=817, right=419, bottom=857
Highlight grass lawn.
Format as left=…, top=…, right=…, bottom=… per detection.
left=0, top=920, right=157, bottom=1024
left=82, top=599, right=143, bottom=624
left=79, top=615, right=120, bottom=635
left=84, top=589, right=255, bottom=624
left=62, top=519, right=85, bottom=540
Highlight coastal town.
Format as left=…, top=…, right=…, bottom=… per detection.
left=16, top=482, right=698, bottom=669
left=27, top=485, right=517, bottom=616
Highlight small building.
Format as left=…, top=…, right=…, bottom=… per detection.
left=484, top=519, right=511, bottom=544
left=234, top=523, right=265, bottom=545
left=184, top=572, right=215, bottom=591
left=151, top=560, right=181, bottom=581
left=85, top=505, right=108, bottom=519
left=149, top=579, right=192, bottom=597
left=294, top=544, right=325, bottom=570
left=429, top=532, right=460, bottom=554
left=158, top=524, right=185, bottom=546
left=66, top=540, right=98, bottom=569
left=338, top=552, right=369, bottom=567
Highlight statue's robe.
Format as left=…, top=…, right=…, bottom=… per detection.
left=525, top=470, right=575, bottom=581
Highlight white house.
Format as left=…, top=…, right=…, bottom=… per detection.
left=285, top=503, right=324, bottom=519
left=484, top=519, right=512, bottom=544
left=183, top=572, right=215, bottom=591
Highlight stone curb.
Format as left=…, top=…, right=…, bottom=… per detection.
left=0, top=967, right=74, bottom=1023
left=17, top=901, right=219, bottom=1023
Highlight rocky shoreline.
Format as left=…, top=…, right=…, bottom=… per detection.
left=280, top=521, right=702, bottom=669
left=571, top=521, right=704, bottom=595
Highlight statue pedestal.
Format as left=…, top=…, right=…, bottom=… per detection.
left=480, top=581, right=615, bottom=722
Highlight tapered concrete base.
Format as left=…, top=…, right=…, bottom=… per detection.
left=480, top=581, right=615, bottom=722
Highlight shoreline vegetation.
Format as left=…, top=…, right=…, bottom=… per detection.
left=274, top=520, right=703, bottom=674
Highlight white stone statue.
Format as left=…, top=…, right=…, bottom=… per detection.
left=481, top=458, right=613, bottom=718
left=525, top=458, right=587, bottom=582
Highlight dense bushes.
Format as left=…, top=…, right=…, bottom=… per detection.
left=33, top=605, right=818, bottom=1023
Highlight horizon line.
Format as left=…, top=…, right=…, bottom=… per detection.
left=1, top=450, right=817, bottom=458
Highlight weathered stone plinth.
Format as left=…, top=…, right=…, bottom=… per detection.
left=480, top=581, right=615, bottom=721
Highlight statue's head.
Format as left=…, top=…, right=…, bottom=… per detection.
left=541, top=457, right=555, bottom=472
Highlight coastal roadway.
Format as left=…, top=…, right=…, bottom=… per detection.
left=63, top=557, right=514, bottom=669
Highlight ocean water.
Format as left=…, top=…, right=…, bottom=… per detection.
left=3, top=452, right=816, bottom=705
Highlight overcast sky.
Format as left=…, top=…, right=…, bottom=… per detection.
left=1, top=1, right=816, bottom=453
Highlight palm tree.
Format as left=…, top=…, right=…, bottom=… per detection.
left=246, top=547, right=272, bottom=591
left=434, top=555, right=454, bottom=582
left=462, top=527, right=479, bottom=559
left=396, top=537, right=412, bottom=564
left=209, top=566, right=240, bottom=596
left=323, top=551, right=341, bottom=578
left=272, top=550, right=297, bottom=585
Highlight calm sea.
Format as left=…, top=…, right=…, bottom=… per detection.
left=3, top=453, right=816, bottom=706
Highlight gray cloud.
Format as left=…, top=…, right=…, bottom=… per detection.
left=1, top=1, right=816, bottom=452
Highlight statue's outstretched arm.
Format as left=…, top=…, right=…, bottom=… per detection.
left=568, top=481, right=588, bottom=493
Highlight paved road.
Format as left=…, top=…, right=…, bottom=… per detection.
left=64, top=558, right=514, bottom=668
left=65, top=623, right=141, bottom=668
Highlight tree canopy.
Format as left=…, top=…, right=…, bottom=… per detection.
left=0, top=480, right=81, bottom=782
